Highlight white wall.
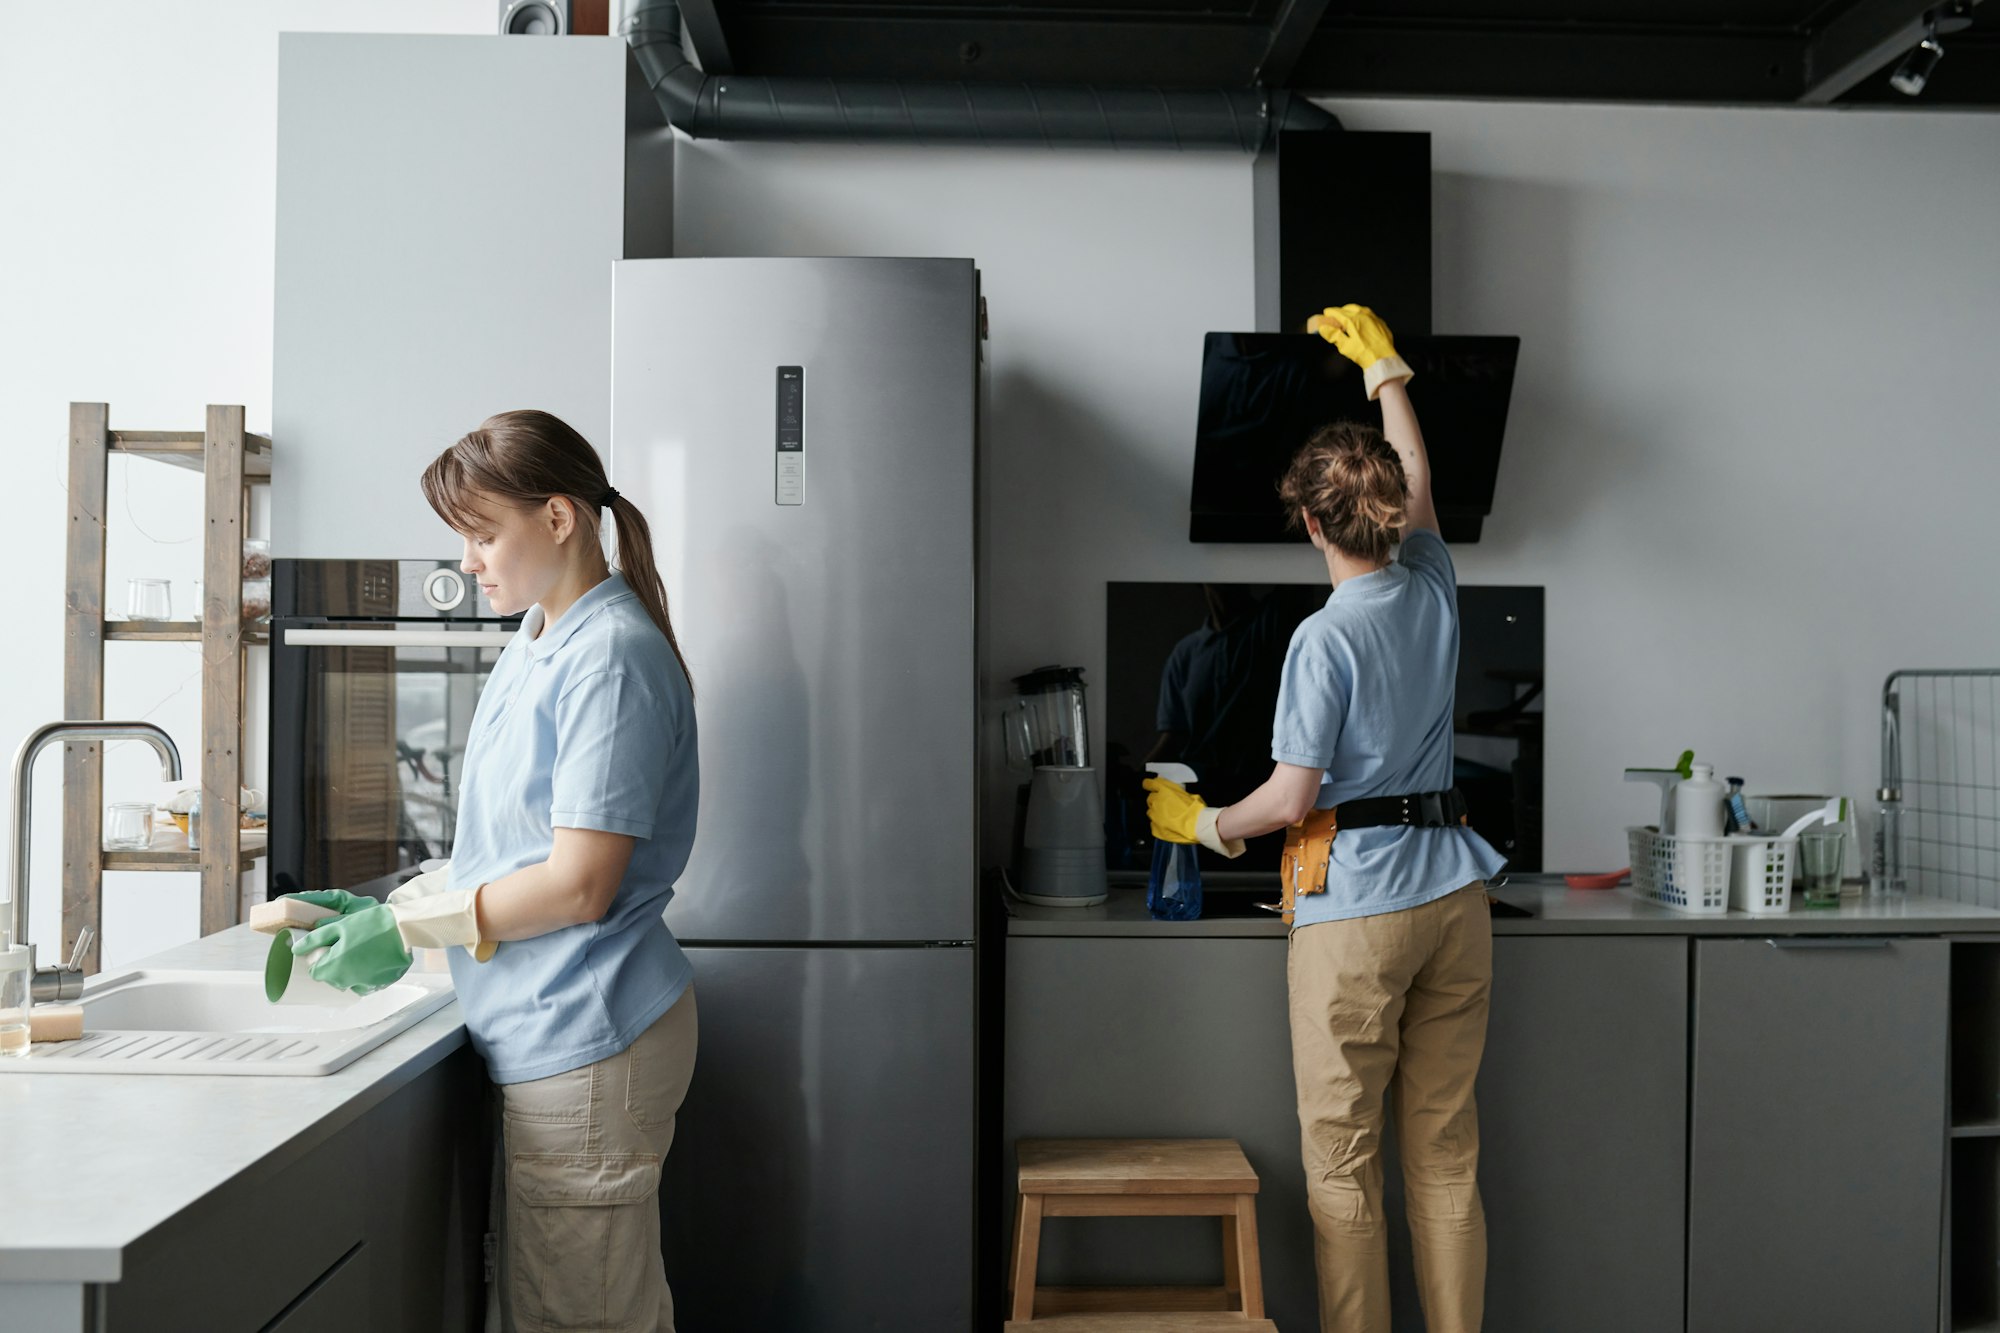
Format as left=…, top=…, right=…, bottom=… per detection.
left=8, top=2, right=1999, bottom=967
left=675, top=102, right=2000, bottom=871
left=0, top=1, right=492, bottom=967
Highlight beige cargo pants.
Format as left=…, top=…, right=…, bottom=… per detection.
left=1288, top=883, right=1490, bottom=1333
left=499, top=987, right=699, bottom=1333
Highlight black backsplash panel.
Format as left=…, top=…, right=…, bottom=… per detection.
left=1105, top=581, right=1544, bottom=873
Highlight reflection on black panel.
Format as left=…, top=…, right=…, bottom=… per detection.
left=1105, top=582, right=1543, bottom=874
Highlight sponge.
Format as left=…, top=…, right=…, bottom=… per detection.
left=248, top=897, right=338, bottom=935
left=29, top=1005, right=83, bottom=1043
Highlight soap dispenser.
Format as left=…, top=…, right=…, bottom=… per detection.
left=1144, top=762, right=1204, bottom=922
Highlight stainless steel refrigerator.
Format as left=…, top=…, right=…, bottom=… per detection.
left=610, top=257, right=984, bottom=1331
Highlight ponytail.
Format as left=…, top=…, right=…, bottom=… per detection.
left=601, top=493, right=694, bottom=699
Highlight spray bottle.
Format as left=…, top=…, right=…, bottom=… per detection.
left=1145, top=762, right=1204, bottom=922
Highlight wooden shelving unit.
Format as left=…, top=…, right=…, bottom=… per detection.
left=64, top=403, right=271, bottom=970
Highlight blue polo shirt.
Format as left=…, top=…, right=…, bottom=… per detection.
left=1271, top=529, right=1505, bottom=926
left=445, top=573, right=698, bottom=1084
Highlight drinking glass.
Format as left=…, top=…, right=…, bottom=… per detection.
left=126, top=577, right=171, bottom=621
left=1799, top=828, right=1846, bottom=908
left=105, top=801, right=154, bottom=850
left=0, top=947, right=28, bottom=1057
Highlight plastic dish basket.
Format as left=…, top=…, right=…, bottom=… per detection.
left=1628, top=827, right=1800, bottom=915
left=1725, top=833, right=1798, bottom=915
left=1628, top=827, right=1732, bottom=914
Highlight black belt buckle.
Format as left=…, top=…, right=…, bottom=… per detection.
left=1417, top=791, right=1447, bottom=827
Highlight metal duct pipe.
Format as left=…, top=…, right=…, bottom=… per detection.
left=618, top=0, right=1336, bottom=151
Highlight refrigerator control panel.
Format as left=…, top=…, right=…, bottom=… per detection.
left=775, top=365, right=804, bottom=506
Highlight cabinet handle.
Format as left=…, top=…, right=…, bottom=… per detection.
left=1765, top=937, right=1892, bottom=950
left=281, top=627, right=516, bottom=648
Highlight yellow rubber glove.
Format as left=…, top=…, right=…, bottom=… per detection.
left=1144, top=776, right=1203, bottom=844
left=1312, top=303, right=1414, bottom=402
left=1142, top=778, right=1246, bottom=859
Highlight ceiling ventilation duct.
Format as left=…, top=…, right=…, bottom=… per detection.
left=616, top=0, right=1336, bottom=151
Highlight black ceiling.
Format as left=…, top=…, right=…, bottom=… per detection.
left=676, top=0, right=2000, bottom=108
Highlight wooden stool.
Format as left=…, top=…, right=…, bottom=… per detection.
left=1007, top=1139, right=1271, bottom=1329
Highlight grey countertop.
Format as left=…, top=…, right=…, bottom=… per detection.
left=1006, top=874, right=2000, bottom=938
left=0, top=926, right=468, bottom=1283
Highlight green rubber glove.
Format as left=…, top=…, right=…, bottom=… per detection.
left=296, top=903, right=413, bottom=995
left=288, top=889, right=379, bottom=917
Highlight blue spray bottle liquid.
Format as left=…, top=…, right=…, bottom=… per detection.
left=1145, top=762, right=1203, bottom=922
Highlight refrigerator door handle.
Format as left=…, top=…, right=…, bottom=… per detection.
left=280, top=627, right=517, bottom=648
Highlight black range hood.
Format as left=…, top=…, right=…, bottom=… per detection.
left=1192, top=130, right=1521, bottom=543
left=1192, top=332, right=1520, bottom=543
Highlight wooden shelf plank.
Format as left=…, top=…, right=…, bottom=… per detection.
left=109, top=431, right=204, bottom=445
left=105, top=620, right=200, bottom=642
left=104, top=620, right=268, bottom=645
left=102, top=827, right=267, bottom=872
left=109, top=432, right=271, bottom=480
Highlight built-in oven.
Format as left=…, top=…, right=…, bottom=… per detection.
left=270, top=559, right=517, bottom=900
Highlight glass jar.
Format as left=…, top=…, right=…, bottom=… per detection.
left=126, top=577, right=172, bottom=621
left=0, top=945, right=29, bottom=1057
left=104, top=801, right=153, bottom=850
left=241, top=578, right=272, bottom=625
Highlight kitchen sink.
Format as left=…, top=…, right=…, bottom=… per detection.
left=0, top=968, right=454, bottom=1076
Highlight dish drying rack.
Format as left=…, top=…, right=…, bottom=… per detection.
left=1882, top=668, right=2000, bottom=907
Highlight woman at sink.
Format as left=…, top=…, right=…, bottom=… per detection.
left=1145, top=306, right=1505, bottom=1333
left=288, top=410, right=699, bottom=1333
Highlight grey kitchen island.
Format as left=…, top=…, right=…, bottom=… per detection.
left=1005, top=877, right=2000, bottom=1333
left=0, top=926, right=487, bottom=1333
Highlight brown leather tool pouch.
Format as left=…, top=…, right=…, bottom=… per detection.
left=1278, top=806, right=1340, bottom=926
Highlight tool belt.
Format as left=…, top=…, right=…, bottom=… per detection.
left=1279, top=788, right=1469, bottom=925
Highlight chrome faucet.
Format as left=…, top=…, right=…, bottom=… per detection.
left=9, top=721, right=183, bottom=1003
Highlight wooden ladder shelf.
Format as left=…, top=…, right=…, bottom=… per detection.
left=64, top=402, right=272, bottom=968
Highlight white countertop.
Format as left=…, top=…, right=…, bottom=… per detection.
left=0, top=926, right=468, bottom=1283
left=1007, top=876, right=2000, bottom=937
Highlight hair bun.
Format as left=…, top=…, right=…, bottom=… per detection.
left=1275, top=422, right=1409, bottom=563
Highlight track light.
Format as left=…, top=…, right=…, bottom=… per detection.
left=1891, top=1, right=1976, bottom=97
left=1890, top=28, right=1944, bottom=95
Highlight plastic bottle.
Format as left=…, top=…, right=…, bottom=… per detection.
left=1673, top=764, right=1727, bottom=839
left=1723, top=777, right=1756, bottom=835
left=1144, top=762, right=1203, bottom=922
left=1871, top=786, right=1906, bottom=896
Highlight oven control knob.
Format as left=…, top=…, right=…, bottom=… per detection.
left=422, top=569, right=467, bottom=611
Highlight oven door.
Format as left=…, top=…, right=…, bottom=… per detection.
left=270, top=622, right=515, bottom=898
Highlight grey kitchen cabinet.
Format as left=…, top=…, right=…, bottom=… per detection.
left=1004, top=936, right=1312, bottom=1330
left=1687, top=936, right=1948, bottom=1333
left=1456, top=935, right=1689, bottom=1333
left=95, top=1043, right=486, bottom=1333
left=1006, top=933, right=1696, bottom=1333
left=259, top=1242, right=371, bottom=1333
left=273, top=34, right=673, bottom=561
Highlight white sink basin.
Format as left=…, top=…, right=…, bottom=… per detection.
left=0, top=968, right=454, bottom=1076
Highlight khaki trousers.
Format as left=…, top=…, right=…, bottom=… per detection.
left=499, top=988, right=699, bottom=1333
left=1288, top=884, right=1491, bottom=1333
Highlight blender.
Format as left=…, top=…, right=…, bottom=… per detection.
left=1006, top=666, right=1107, bottom=907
